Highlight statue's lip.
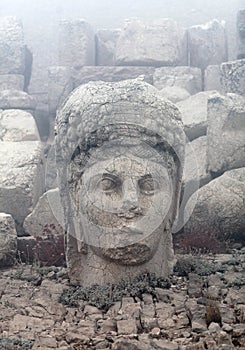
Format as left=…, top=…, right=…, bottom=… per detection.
left=119, top=226, right=144, bottom=235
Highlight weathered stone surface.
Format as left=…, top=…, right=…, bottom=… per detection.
left=0, top=90, right=37, bottom=111
left=48, top=66, right=73, bottom=117
left=0, top=213, right=17, bottom=267
left=0, top=74, right=24, bottom=91
left=0, top=142, right=45, bottom=229
left=220, top=59, right=245, bottom=96
left=58, top=19, right=95, bottom=67
left=117, top=319, right=138, bottom=335
left=0, top=17, right=25, bottom=75
left=184, top=168, right=245, bottom=246
left=72, top=66, right=155, bottom=88
left=153, top=66, right=202, bottom=95
left=204, top=65, right=222, bottom=92
left=237, top=9, right=245, bottom=59
left=115, top=18, right=187, bottom=66
left=55, top=78, right=185, bottom=286
left=96, top=29, right=121, bottom=66
left=177, top=91, right=217, bottom=141
left=188, top=19, right=227, bottom=70
left=183, top=136, right=211, bottom=191
left=23, top=188, right=64, bottom=238
left=207, top=93, right=245, bottom=174
left=0, top=109, right=39, bottom=141
left=159, top=86, right=190, bottom=103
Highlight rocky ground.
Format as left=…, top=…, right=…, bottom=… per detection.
left=0, top=250, right=244, bottom=350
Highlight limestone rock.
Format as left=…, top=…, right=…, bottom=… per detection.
left=237, top=9, right=245, bottom=59
left=115, top=18, right=187, bottom=66
left=96, top=29, right=121, bottom=66
left=0, top=213, right=17, bottom=267
left=220, top=59, right=245, bottom=96
left=177, top=91, right=217, bottom=141
left=0, top=90, right=37, bottom=111
left=0, top=74, right=24, bottom=91
left=48, top=66, right=73, bottom=117
left=23, top=188, right=64, bottom=238
left=183, top=136, right=211, bottom=191
left=0, top=17, right=25, bottom=75
left=204, top=65, right=222, bottom=92
left=207, top=93, right=245, bottom=174
left=153, top=66, right=202, bottom=95
left=58, top=19, right=95, bottom=67
left=0, top=142, right=45, bottom=230
left=184, top=168, right=245, bottom=246
left=188, top=19, right=227, bottom=70
left=159, top=86, right=190, bottom=103
left=72, top=66, right=155, bottom=88
left=0, top=109, right=40, bottom=141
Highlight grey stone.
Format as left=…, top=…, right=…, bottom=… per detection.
left=72, top=66, right=155, bottom=88
left=0, top=141, right=45, bottom=229
left=0, top=17, right=25, bottom=75
left=58, top=19, right=95, bottom=67
left=188, top=273, right=203, bottom=298
left=55, top=78, right=185, bottom=286
left=237, top=10, right=245, bottom=59
left=0, top=213, right=17, bottom=267
left=182, top=136, right=211, bottom=192
left=150, top=339, right=179, bottom=350
left=188, top=19, right=227, bottom=70
left=177, top=91, right=218, bottom=141
left=48, top=66, right=73, bottom=117
left=23, top=188, right=64, bottom=238
left=0, top=90, right=37, bottom=111
left=159, top=86, right=190, bottom=103
left=96, top=29, right=121, bottom=66
left=184, top=168, right=245, bottom=245
left=117, top=319, right=138, bottom=335
left=0, top=109, right=40, bottom=141
left=220, top=59, right=245, bottom=96
left=115, top=18, right=187, bottom=66
left=207, top=93, right=245, bottom=174
left=0, top=75, right=24, bottom=91
left=153, top=66, right=202, bottom=95
left=204, top=65, right=222, bottom=92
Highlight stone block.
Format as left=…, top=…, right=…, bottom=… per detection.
left=0, top=74, right=24, bottom=91
left=0, top=90, right=37, bottom=111
left=237, top=9, right=245, bottom=59
left=115, top=18, right=187, bottom=66
left=48, top=66, right=73, bottom=117
left=0, top=109, right=40, bottom=141
left=177, top=91, right=218, bottom=141
left=220, top=59, right=245, bottom=96
left=153, top=66, right=202, bottom=95
left=184, top=168, right=245, bottom=246
left=188, top=19, right=228, bottom=70
left=159, top=86, right=190, bottom=103
left=0, top=213, right=17, bottom=267
left=204, top=65, right=222, bottom=92
left=182, top=136, right=211, bottom=191
left=0, top=17, right=25, bottom=75
left=96, top=29, right=121, bottom=66
left=207, top=92, right=245, bottom=174
left=0, top=141, right=45, bottom=230
left=72, top=66, right=155, bottom=88
left=117, top=319, right=138, bottom=335
left=58, top=19, right=95, bottom=67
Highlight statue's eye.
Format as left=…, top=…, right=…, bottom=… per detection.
left=97, top=175, right=120, bottom=193
left=138, top=175, right=159, bottom=195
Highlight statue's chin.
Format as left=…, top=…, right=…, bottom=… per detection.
left=90, top=243, right=154, bottom=265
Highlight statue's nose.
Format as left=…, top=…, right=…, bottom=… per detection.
left=121, top=178, right=139, bottom=211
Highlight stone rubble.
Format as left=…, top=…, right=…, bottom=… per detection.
left=0, top=251, right=244, bottom=349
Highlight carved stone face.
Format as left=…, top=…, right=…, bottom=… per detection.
left=68, top=139, right=177, bottom=265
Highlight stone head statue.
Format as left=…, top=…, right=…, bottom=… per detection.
left=55, top=78, right=185, bottom=286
